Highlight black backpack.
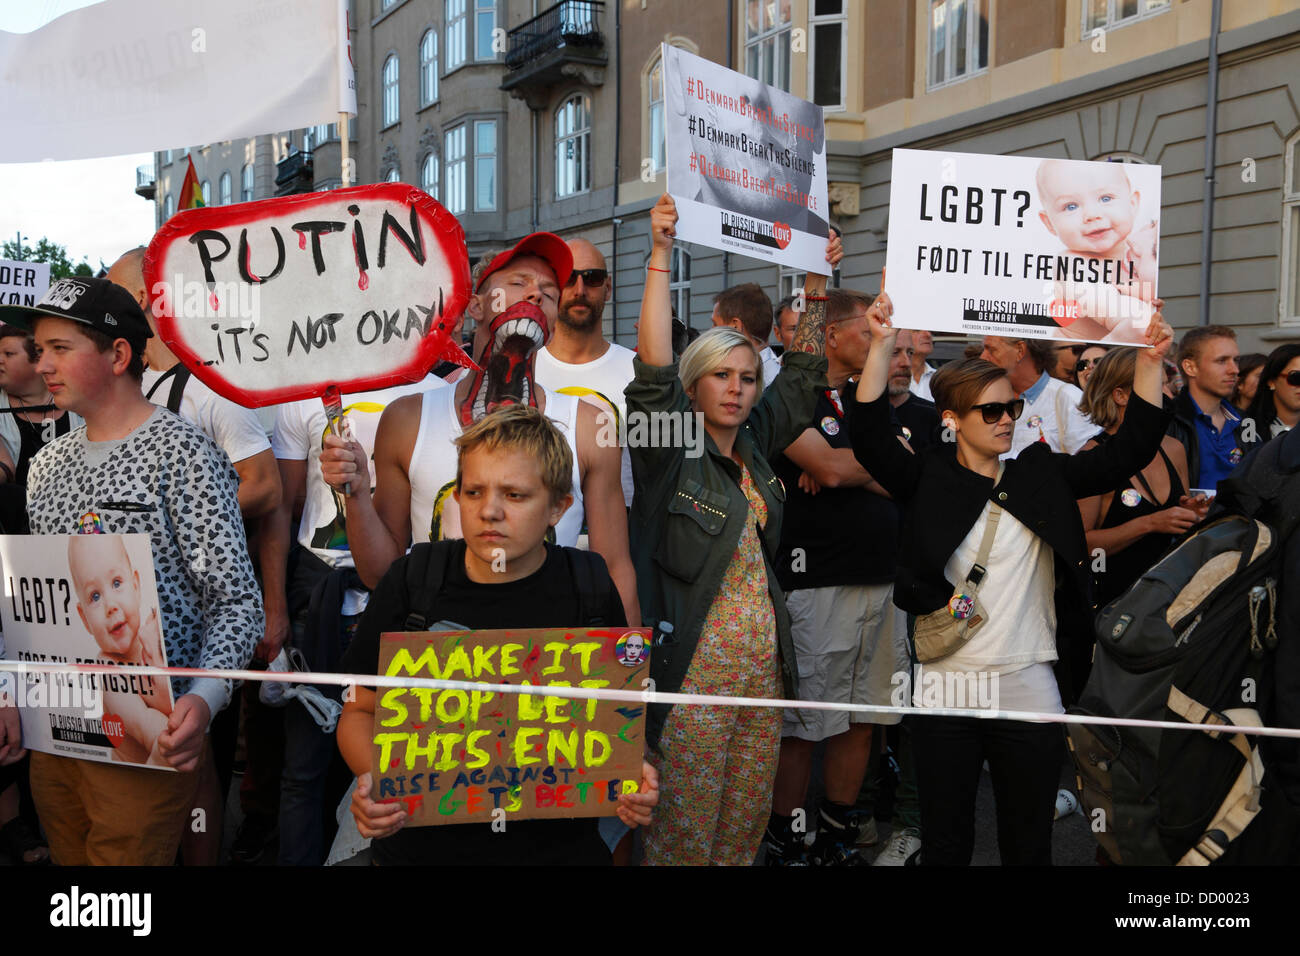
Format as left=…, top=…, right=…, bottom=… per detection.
left=1067, top=437, right=1300, bottom=865
left=401, top=540, right=618, bottom=631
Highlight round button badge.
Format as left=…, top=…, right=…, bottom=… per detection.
left=947, top=593, right=976, bottom=620
left=820, top=416, right=840, bottom=436
left=1120, top=488, right=1142, bottom=508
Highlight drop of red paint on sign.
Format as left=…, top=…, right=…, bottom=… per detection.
left=358, top=270, right=369, bottom=291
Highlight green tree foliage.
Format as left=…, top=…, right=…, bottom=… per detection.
left=1, top=237, right=94, bottom=279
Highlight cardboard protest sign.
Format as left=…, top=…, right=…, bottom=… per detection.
left=663, top=44, right=829, bottom=274
left=372, top=627, right=650, bottom=825
left=885, top=149, right=1163, bottom=345
left=0, top=259, right=50, bottom=307
left=0, top=534, right=175, bottom=770
left=142, top=183, right=474, bottom=407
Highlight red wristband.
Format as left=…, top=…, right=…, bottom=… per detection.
left=647, top=266, right=669, bottom=274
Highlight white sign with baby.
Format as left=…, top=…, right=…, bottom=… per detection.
left=0, top=534, right=176, bottom=770
left=884, top=148, right=1162, bottom=345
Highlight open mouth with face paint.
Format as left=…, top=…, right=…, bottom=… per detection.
left=471, top=300, right=550, bottom=420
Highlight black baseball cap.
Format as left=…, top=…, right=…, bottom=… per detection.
left=0, top=276, right=153, bottom=350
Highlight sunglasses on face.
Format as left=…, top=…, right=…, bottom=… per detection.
left=1076, top=358, right=1099, bottom=373
left=1284, top=370, right=1300, bottom=388
left=565, top=268, right=608, bottom=287
left=970, top=398, right=1025, bottom=424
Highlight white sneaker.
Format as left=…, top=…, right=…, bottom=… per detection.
left=1054, top=788, right=1080, bottom=821
left=855, top=816, right=880, bottom=848
left=872, top=827, right=921, bottom=866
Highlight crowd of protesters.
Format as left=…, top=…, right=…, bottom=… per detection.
left=1, top=190, right=1299, bottom=868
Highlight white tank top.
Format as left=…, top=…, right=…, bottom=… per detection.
left=408, top=387, right=585, bottom=547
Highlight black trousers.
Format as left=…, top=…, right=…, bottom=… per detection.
left=909, top=714, right=1062, bottom=865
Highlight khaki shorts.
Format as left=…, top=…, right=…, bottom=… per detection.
left=30, top=744, right=207, bottom=866
left=782, top=583, right=909, bottom=741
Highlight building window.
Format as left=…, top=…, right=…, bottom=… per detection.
left=219, top=171, right=232, bottom=205
left=382, top=54, right=400, bottom=128
left=475, top=0, right=497, bottom=61
left=303, top=126, right=316, bottom=152
left=201, top=180, right=211, bottom=205
left=1283, top=131, right=1300, bottom=326
left=241, top=164, right=254, bottom=202
left=386, top=167, right=401, bottom=183
left=744, top=0, right=791, bottom=91
left=163, top=194, right=174, bottom=219
left=421, top=152, right=440, bottom=200
left=421, top=29, right=439, bottom=105
left=163, top=149, right=172, bottom=165
left=810, top=0, right=846, bottom=110
left=445, top=124, right=467, bottom=214
left=648, top=57, right=665, bottom=173
left=778, top=266, right=805, bottom=302
left=927, top=0, right=989, bottom=91
left=669, top=246, right=690, bottom=323
left=381, top=0, right=396, bottom=8
left=447, top=0, right=467, bottom=71
left=1084, top=0, right=1171, bottom=35
left=474, top=119, right=497, bottom=211
left=555, top=95, right=591, bottom=198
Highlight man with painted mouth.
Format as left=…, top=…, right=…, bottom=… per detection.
left=320, top=233, right=639, bottom=626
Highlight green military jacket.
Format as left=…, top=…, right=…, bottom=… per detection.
left=625, top=350, right=828, bottom=748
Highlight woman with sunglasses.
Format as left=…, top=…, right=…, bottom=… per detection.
left=1074, top=344, right=1109, bottom=391
left=1076, top=348, right=1208, bottom=610
left=847, top=292, right=1173, bottom=865
left=1242, top=345, right=1300, bottom=447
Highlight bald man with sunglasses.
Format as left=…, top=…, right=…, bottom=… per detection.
left=534, top=238, right=638, bottom=507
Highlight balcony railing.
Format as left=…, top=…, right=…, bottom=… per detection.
left=275, top=149, right=314, bottom=196
left=135, top=164, right=156, bottom=200
left=505, top=1, right=604, bottom=72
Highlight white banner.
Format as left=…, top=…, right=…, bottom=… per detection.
left=885, top=148, right=1163, bottom=345
left=0, top=259, right=49, bottom=306
left=0, top=534, right=175, bottom=770
left=0, top=0, right=357, bottom=163
left=663, top=44, right=829, bottom=274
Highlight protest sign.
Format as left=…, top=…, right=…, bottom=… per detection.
left=0, top=534, right=175, bottom=771
left=143, top=183, right=474, bottom=407
left=0, top=259, right=49, bottom=307
left=663, top=44, right=829, bottom=274
left=884, top=148, right=1163, bottom=345
left=372, top=627, right=650, bottom=826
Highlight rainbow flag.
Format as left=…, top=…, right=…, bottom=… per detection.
left=178, top=154, right=204, bottom=210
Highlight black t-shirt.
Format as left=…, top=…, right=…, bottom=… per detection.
left=892, top=394, right=941, bottom=454
left=341, top=540, right=627, bottom=866
left=774, top=387, right=899, bottom=590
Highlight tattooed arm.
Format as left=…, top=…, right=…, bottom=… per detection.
left=786, top=227, right=844, bottom=357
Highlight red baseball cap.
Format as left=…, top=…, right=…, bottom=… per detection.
left=474, top=232, right=573, bottom=293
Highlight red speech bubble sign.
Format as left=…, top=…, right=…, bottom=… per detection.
left=143, top=183, right=474, bottom=407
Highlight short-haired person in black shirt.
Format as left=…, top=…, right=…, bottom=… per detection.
left=766, top=289, right=909, bottom=865
left=889, top=330, right=941, bottom=453
left=336, top=406, right=659, bottom=865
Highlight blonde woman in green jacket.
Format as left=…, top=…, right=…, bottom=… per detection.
left=627, top=194, right=841, bottom=864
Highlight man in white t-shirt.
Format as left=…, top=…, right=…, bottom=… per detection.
left=981, top=335, right=1095, bottom=459
left=711, top=285, right=782, bottom=389
left=534, top=238, right=636, bottom=506
left=909, top=329, right=937, bottom=402
left=107, top=248, right=281, bottom=520
left=261, top=373, right=446, bottom=864
left=319, top=233, right=639, bottom=627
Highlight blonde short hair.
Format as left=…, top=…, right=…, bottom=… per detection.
left=679, top=326, right=762, bottom=394
left=1079, top=346, right=1139, bottom=430
left=454, top=405, right=573, bottom=503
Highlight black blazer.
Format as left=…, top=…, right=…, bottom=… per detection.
left=847, top=390, right=1170, bottom=619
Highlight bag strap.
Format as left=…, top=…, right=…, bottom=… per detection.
left=563, top=547, right=617, bottom=626
left=145, top=363, right=192, bottom=415
left=403, top=541, right=457, bottom=631
left=964, top=463, right=1006, bottom=591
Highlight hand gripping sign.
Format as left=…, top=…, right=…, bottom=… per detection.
left=142, top=183, right=475, bottom=408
